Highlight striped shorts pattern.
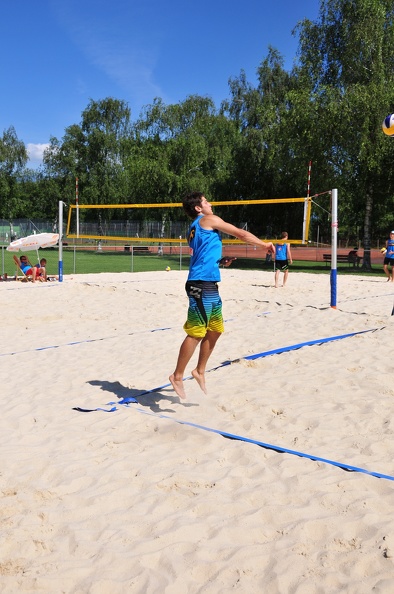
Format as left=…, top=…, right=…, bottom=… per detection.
left=183, top=281, right=224, bottom=338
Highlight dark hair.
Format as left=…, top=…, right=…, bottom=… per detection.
left=182, top=191, right=205, bottom=219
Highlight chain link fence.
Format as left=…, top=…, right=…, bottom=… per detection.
left=0, top=218, right=192, bottom=243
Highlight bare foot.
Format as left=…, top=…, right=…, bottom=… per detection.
left=191, top=369, right=207, bottom=394
left=169, top=374, right=186, bottom=399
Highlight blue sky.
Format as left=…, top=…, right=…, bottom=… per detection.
left=1, top=0, right=319, bottom=167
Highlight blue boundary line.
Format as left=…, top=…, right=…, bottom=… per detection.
left=134, top=408, right=394, bottom=482
left=243, top=328, right=380, bottom=360
left=73, top=325, right=394, bottom=482
left=1, top=291, right=388, bottom=358
left=0, top=313, right=240, bottom=358
left=75, top=327, right=383, bottom=408
left=0, top=326, right=173, bottom=357
left=132, top=327, right=383, bottom=393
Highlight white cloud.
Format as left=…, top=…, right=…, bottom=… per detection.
left=27, top=143, right=50, bottom=166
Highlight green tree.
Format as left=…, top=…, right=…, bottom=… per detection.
left=223, top=49, right=305, bottom=236
left=127, top=95, right=239, bottom=216
left=43, top=98, right=132, bottom=209
left=294, top=0, right=394, bottom=267
left=17, top=168, right=61, bottom=220
left=0, top=126, right=28, bottom=218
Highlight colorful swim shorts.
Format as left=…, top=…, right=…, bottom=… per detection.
left=183, top=281, right=224, bottom=338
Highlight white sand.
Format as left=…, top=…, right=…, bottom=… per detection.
left=1, top=269, right=394, bottom=593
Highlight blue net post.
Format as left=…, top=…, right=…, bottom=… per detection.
left=330, top=189, right=338, bottom=308
left=330, top=269, right=337, bottom=307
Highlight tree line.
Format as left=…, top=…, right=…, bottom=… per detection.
left=2, top=0, right=394, bottom=268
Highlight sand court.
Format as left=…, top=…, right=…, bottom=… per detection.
left=1, top=270, right=394, bottom=593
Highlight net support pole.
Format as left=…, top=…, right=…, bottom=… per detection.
left=58, top=200, right=64, bottom=282
left=76, top=178, right=79, bottom=238
left=302, top=161, right=312, bottom=243
left=330, top=189, right=338, bottom=308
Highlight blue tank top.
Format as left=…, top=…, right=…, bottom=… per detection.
left=387, top=239, right=394, bottom=258
left=187, top=215, right=222, bottom=281
left=275, top=243, right=288, bottom=261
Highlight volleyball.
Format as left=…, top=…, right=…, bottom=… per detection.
left=381, top=247, right=387, bottom=254
left=382, top=114, right=394, bottom=136
left=165, top=266, right=171, bottom=271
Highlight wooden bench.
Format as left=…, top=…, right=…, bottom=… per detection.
left=323, top=254, right=359, bottom=267
left=124, top=246, right=150, bottom=254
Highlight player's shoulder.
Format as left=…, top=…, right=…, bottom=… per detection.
left=200, top=213, right=223, bottom=228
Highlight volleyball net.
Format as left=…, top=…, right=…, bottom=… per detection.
left=66, top=197, right=312, bottom=245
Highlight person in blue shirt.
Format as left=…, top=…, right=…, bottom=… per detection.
left=274, top=232, right=293, bottom=288
left=13, top=254, right=44, bottom=282
left=383, top=230, right=394, bottom=282
left=169, top=191, right=275, bottom=400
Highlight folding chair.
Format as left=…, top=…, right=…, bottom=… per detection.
left=13, top=255, right=33, bottom=282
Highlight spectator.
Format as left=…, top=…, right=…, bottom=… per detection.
left=348, top=247, right=362, bottom=268
left=13, top=254, right=43, bottom=282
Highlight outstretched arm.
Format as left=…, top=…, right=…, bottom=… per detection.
left=201, top=214, right=276, bottom=254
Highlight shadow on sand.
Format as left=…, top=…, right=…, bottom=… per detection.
left=84, top=379, right=198, bottom=413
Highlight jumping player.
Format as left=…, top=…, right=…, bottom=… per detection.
left=169, top=191, right=275, bottom=399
